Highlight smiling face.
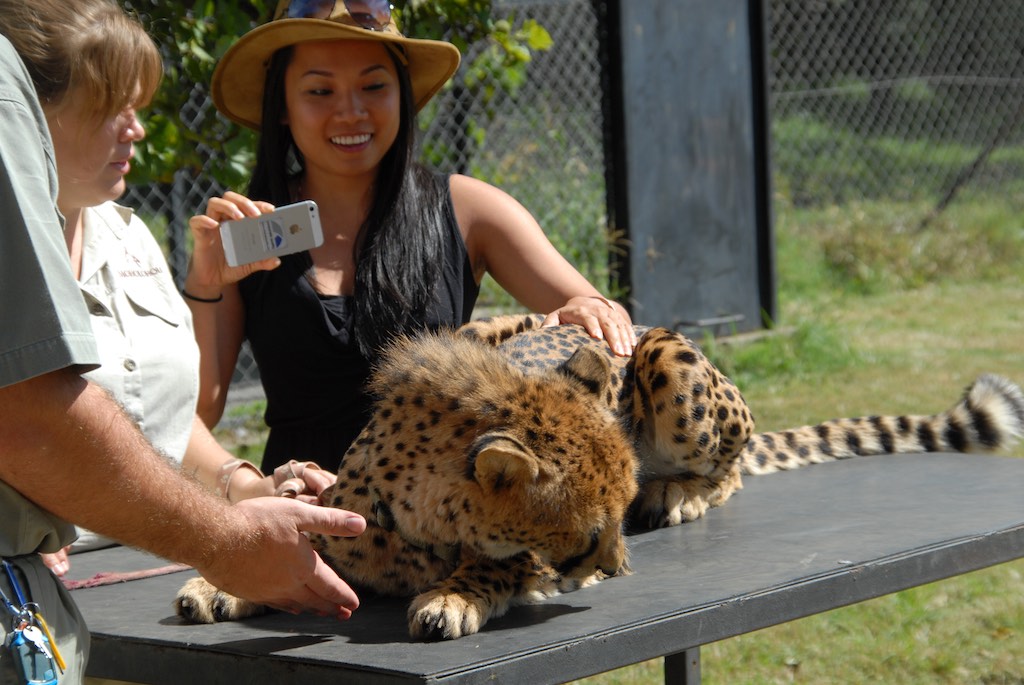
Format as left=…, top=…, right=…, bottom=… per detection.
left=283, top=39, right=402, bottom=184
left=46, top=89, right=145, bottom=213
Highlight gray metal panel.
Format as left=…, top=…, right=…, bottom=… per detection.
left=73, top=453, right=1024, bottom=684
left=611, top=0, right=773, bottom=333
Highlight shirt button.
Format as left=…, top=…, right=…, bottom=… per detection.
left=90, top=303, right=106, bottom=315
left=123, top=359, right=137, bottom=372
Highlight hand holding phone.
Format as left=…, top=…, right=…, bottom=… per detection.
left=219, top=200, right=324, bottom=267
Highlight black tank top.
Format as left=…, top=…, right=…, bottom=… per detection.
left=238, top=176, right=479, bottom=474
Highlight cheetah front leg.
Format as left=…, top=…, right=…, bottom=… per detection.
left=627, top=328, right=755, bottom=528
left=408, top=551, right=559, bottom=640
left=175, top=577, right=266, bottom=623
left=630, top=466, right=744, bottom=528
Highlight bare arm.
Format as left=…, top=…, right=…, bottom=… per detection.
left=0, top=368, right=364, bottom=617
left=181, top=414, right=271, bottom=498
left=452, top=174, right=636, bottom=355
left=184, top=192, right=280, bottom=427
left=184, top=283, right=244, bottom=428
left=182, top=415, right=336, bottom=503
left=45, top=413, right=336, bottom=577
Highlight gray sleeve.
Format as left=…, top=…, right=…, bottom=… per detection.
left=0, top=38, right=98, bottom=387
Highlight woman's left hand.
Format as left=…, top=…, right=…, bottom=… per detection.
left=272, top=460, right=338, bottom=504
left=542, top=295, right=637, bottom=356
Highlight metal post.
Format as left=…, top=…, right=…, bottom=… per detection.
left=664, top=647, right=701, bottom=685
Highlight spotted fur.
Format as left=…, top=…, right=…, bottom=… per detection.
left=177, top=330, right=638, bottom=640
left=176, top=314, right=1024, bottom=639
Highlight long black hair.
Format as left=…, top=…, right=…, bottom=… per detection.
left=248, top=44, right=448, bottom=359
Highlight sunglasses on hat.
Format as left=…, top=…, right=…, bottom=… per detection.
left=285, top=0, right=392, bottom=31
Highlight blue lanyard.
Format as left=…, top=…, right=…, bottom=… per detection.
left=2, top=561, right=28, bottom=608
left=1, top=560, right=32, bottom=624
left=0, top=584, right=18, bottom=618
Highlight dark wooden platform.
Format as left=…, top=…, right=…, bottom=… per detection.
left=69, top=453, right=1024, bottom=684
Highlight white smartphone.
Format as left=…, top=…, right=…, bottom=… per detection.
left=219, top=200, right=324, bottom=267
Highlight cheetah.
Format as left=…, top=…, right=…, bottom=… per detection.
left=463, top=314, right=1024, bottom=528
left=177, top=329, right=639, bottom=640
left=176, top=314, right=1024, bottom=640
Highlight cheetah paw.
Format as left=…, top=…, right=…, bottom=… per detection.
left=630, top=479, right=712, bottom=528
left=174, top=577, right=266, bottom=624
left=407, top=590, right=487, bottom=640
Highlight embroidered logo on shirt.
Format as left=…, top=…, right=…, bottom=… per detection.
left=118, top=246, right=164, bottom=278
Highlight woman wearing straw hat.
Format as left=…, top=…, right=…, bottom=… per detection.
left=184, top=0, right=636, bottom=475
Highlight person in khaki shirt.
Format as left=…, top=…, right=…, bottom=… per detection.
left=17, top=0, right=338, bottom=574
left=0, top=2, right=367, bottom=682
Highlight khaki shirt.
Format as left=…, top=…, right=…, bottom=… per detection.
left=80, top=202, right=199, bottom=463
left=72, top=202, right=200, bottom=551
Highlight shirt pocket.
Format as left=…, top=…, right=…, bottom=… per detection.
left=122, top=277, right=186, bottom=328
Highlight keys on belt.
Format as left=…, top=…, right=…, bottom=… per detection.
left=2, top=560, right=64, bottom=685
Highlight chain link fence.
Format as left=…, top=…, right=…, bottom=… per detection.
left=122, top=0, right=1024, bottom=403
left=769, top=0, right=1024, bottom=214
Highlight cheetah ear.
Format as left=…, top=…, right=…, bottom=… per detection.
left=469, top=433, right=541, bottom=493
left=559, top=347, right=613, bottom=404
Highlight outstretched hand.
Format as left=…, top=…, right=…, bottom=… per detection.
left=196, top=497, right=366, bottom=619
left=187, top=191, right=282, bottom=292
left=542, top=295, right=637, bottom=356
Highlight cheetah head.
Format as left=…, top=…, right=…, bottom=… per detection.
left=362, top=334, right=639, bottom=578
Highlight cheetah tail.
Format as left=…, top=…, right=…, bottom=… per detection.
left=738, top=373, right=1024, bottom=475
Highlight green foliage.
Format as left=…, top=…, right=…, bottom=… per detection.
left=470, top=130, right=619, bottom=309
left=400, top=2, right=552, bottom=168
left=121, top=1, right=268, bottom=187
left=399, top=1, right=552, bottom=76
left=121, top=0, right=552, bottom=191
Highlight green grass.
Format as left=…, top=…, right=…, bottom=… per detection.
left=215, top=399, right=269, bottom=461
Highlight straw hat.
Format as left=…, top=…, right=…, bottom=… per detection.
left=212, top=0, right=462, bottom=130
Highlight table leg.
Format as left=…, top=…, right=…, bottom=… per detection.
left=664, top=646, right=701, bottom=685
